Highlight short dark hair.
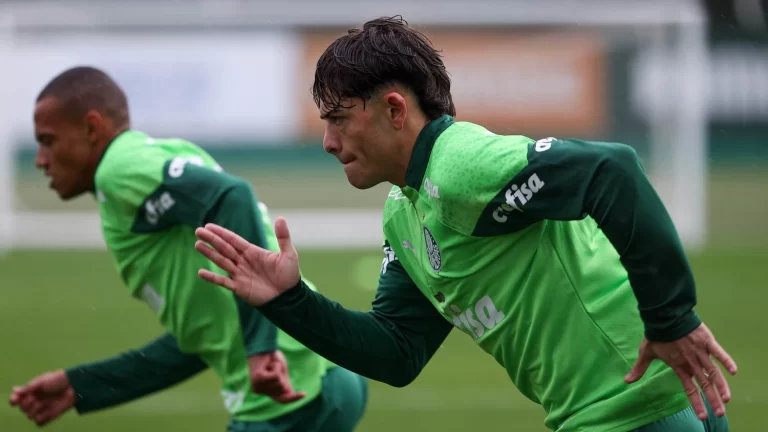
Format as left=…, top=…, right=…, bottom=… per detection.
left=312, top=16, right=456, bottom=120
left=37, top=66, right=130, bottom=128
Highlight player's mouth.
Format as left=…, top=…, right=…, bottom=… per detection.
left=341, top=160, right=357, bottom=174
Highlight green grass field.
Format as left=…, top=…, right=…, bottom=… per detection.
left=1, top=246, right=766, bottom=432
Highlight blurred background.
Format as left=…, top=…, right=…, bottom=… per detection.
left=0, top=0, right=766, bottom=431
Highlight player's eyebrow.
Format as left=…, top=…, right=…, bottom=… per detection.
left=319, top=109, right=339, bottom=120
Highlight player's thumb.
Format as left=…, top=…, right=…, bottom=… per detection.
left=274, top=217, right=296, bottom=257
left=625, top=351, right=653, bottom=384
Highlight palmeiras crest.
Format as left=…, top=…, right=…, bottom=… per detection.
left=423, top=226, right=442, bottom=272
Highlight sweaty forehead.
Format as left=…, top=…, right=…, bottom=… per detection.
left=319, top=101, right=353, bottom=120
left=321, top=97, right=377, bottom=117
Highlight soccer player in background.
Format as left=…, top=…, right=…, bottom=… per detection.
left=195, top=16, right=738, bottom=432
left=8, top=66, right=368, bottom=431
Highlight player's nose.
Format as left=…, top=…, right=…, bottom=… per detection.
left=34, top=148, right=50, bottom=170
left=322, top=129, right=341, bottom=156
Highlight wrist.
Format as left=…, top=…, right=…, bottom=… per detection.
left=64, top=385, right=77, bottom=407
left=261, top=279, right=305, bottom=310
left=644, top=310, right=702, bottom=342
left=55, top=368, right=72, bottom=385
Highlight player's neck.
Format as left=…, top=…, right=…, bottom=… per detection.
left=390, top=154, right=410, bottom=187
left=87, top=127, right=129, bottom=191
left=390, top=118, right=427, bottom=187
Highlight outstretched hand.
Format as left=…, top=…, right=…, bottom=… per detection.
left=625, top=323, right=737, bottom=420
left=194, top=217, right=301, bottom=306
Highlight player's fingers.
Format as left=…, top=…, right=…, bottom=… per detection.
left=695, top=347, right=730, bottom=412
left=198, top=269, right=236, bottom=292
left=274, top=391, right=306, bottom=404
left=33, top=406, right=60, bottom=427
left=21, top=400, right=43, bottom=421
left=675, top=367, right=708, bottom=420
left=624, top=349, right=654, bottom=384
left=10, top=389, right=34, bottom=410
left=9, top=387, right=24, bottom=406
left=28, top=398, right=46, bottom=416
left=708, top=338, right=738, bottom=376
left=195, top=229, right=240, bottom=262
left=253, top=368, right=281, bottom=383
left=253, top=368, right=289, bottom=394
left=693, top=365, right=723, bottom=418
left=17, top=394, right=39, bottom=414
left=701, top=342, right=732, bottom=405
left=20, top=379, right=46, bottom=407
left=194, top=240, right=238, bottom=275
left=254, top=374, right=282, bottom=387
left=8, top=393, right=25, bottom=407
left=254, top=381, right=284, bottom=396
left=12, top=385, right=32, bottom=400
left=706, top=364, right=731, bottom=406
left=273, top=217, right=296, bottom=257
left=204, top=224, right=254, bottom=254
left=34, top=413, right=52, bottom=427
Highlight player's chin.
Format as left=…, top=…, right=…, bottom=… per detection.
left=343, top=164, right=379, bottom=190
left=52, top=186, right=70, bottom=200
left=54, top=185, right=83, bottom=201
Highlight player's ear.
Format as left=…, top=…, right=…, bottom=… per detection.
left=383, top=91, right=407, bottom=131
left=83, top=110, right=104, bottom=147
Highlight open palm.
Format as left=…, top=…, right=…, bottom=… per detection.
left=194, top=218, right=301, bottom=306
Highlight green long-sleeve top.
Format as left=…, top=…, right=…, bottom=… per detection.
left=255, top=116, right=700, bottom=431
left=65, top=131, right=330, bottom=421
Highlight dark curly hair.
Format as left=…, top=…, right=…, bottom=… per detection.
left=312, top=16, right=456, bottom=120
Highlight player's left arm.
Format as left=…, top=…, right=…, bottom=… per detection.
left=473, top=137, right=698, bottom=342
left=64, top=332, right=207, bottom=414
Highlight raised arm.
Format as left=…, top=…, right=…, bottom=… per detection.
left=196, top=225, right=454, bottom=388
left=261, top=240, right=453, bottom=387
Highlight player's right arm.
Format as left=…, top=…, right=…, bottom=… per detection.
left=263, top=240, right=452, bottom=387
left=64, top=332, right=207, bottom=413
left=201, top=234, right=453, bottom=388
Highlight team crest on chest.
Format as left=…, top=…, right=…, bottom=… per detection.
left=423, top=226, right=442, bottom=272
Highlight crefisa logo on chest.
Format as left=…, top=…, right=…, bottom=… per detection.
left=423, top=226, right=442, bottom=272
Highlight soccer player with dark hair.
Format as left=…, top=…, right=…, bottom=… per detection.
left=8, top=66, right=368, bottom=431
left=195, top=16, right=737, bottom=432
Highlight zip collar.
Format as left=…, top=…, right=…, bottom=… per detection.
left=404, top=115, right=454, bottom=190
